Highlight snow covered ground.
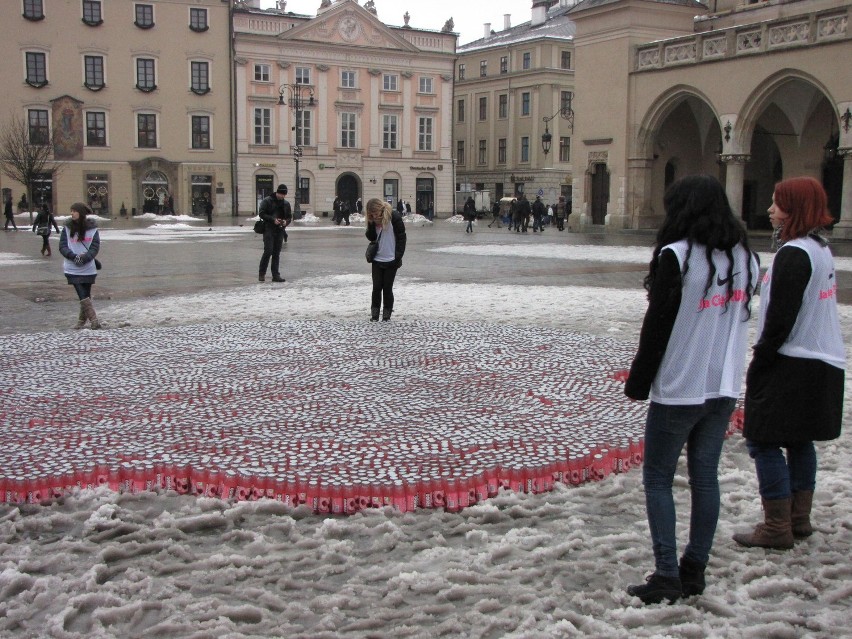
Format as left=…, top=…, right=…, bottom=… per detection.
left=0, top=228, right=850, bottom=638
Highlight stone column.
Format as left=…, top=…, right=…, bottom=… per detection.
left=831, top=148, right=852, bottom=239
left=627, top=157, right=656, bottom=229
left=720, top=154, right=750, bottom=219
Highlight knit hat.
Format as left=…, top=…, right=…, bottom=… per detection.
left=276, top=184, right=288, bottom=194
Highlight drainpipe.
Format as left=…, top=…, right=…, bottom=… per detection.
left=228, top=0, right=238, bottom=216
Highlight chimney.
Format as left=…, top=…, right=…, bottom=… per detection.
left=484, top=22, right=491, bottom=38
left=504, top=14, right=511, bottom=30
left=245, top=0, right=261, bottom=8
left=532, top=0, right=548, bottom=27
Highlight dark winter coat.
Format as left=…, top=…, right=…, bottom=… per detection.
left=258, top=195, right=292, bottom=233
left=366, top=212, right=407, bottom=267
left=32, top=210, right=60, bottom=237
left=532, top=199, right=545, bottom=218
left=743, top=241, right=844, bottom=443
left=3, top=200, right=12, bottom=219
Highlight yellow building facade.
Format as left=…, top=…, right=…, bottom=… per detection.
left=0, top=0, right=233, bottom=218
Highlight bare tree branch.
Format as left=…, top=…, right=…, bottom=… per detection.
left=0, top=112, right=65, bottom=207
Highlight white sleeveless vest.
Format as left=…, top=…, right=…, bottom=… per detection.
left=759, top=237, right=845, bottom=369
left=651, top=240, right=759, bottom=405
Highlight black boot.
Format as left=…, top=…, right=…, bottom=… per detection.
left=382, top=308, right=393, bottom=322
left=370, top=306, right=380, bottom=321
left=626, top=573, right=681, bottom=605
left=679, top=556, right=706, bottom=597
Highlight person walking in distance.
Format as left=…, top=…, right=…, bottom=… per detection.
left=733, top=177, right=845, bottom=551
left=365, top=198, right=406, bottom=321
left=463, top=196, right=476, bottom=234
left=555, top=196, right=567, bottom=231
left=488, top=200, right=501, bottom=228
left=532, top=195, right=545, bottom=232
left=32, top=205, right=60, bottom=256
left=332, top=195, right=341, bottom=225
left=3, top=193, right=17, bottom=231
left=204, top=197, right=213, bottom=226
left=624, top=175, right=758, bottom=604
left=340, top=199, right=351, bottom=226
left=59, top=202, right=103, bottom=329
left=257, top=184, right=291, bottom=283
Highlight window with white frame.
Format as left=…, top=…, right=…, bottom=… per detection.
left=189, top=7, right=208, bottom=31
left=135, top=4, right=154, bottom=28
left=25, top=52, right=47, bottom=87
left=190, top=61, right=209, bottom=94
left=82, top=0, right=102, bottom=25
left=498, top=138, right=506, bottom=164
left=191, top=115, right=210, bottom=149
left=383, top=74, right=398, bottom=91
left=418, top=117, right=433, bottom=151
left=478, top=140, right=487, bottom=165
left=457, top=64, right=465, bottom=80
left=382, top=114, right=398, bottom=150
left=254, top=63, right=270, bottom=82
left=419, top=76, right=433, bottom=94
left=340, top=112, right=356, bottom=148
left=341, top=70, right=356, bottom=88
left=86, top=111, right=107, bottom=147
left=296, top=110, right=311, bottom=146
left=23, top=0, right=44, bottom=20
left=137, top=113, right=157, bottom=148
left=136, top=58, right=156, bottom=91
left=521, top=92, right=530, bottom=116
left=84, top=55, right=105, bottom=89
left=253, top=107, right=271, bottom=145
left=500, top=56, right=507, bottom=74
left=296, top=66, right=311, bottom=85
left=28, top=109, right=50, bottom=145
left=520, top=136, right=530, bottom=162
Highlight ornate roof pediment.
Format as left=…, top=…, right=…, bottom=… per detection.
left=277, top=1, right=420, bottom=52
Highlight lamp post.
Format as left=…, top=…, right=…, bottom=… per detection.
left=278, top=83, right=315, bottom=218
left=541, top=106, right=574, bottom=157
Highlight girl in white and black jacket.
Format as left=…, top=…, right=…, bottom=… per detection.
left=365, top=198, right=406, bottom=322
left=59, top=202, right=101, bottom=329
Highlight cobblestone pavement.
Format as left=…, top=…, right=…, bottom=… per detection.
left=1, top=215, right=849, bottom=335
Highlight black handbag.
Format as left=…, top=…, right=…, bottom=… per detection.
left=95, top=259, right=102, bottom=270
left=253, top=219, right=265, bottom=234
left=36, top=226, right=49, bottom=236
left=365, top=231, right=381, bottom=263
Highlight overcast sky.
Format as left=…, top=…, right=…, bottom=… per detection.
left=260, top=0, right=535, bottom=45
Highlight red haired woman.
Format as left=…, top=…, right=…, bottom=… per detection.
left=734, top=177, right=845, bottom=550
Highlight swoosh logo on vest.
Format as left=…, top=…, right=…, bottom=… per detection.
left=716, top=271, right=740, bottom=287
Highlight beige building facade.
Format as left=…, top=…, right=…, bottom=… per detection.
left=454, top=0, right=576, bottom=213
left=233, top=0, right=457, bottom=217
left=569, top=0, right=852, bottom=233
left=0, top=0, right=233, bottom=218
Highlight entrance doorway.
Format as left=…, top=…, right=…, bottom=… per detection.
left=336, top=174, right=359, bottom=213
left=590, top=163, right=609, bottom=225
left=142, top=170, right=169, bottom=214
left=255, top=174, right=274, bottom=213
left=416, top=177, right=434, bottom=216
left=383, top=179, right=398, bottom=207
left=191, top=174, right=212, bottom=216
left=86, top=174, right=109, bottom=217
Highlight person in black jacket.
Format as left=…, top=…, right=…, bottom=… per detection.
left=257, top=184, right=291, bottom=282
left=733, top=177, right=845, bottom=551
left=365, top=197, right=406, bottom=321
left=32, top=206, right=60, bottom=256
left=463, top=197, right=476, bottom=234
left=3, top=194, right=17, bottom=231
left=532, top=195, right=545, bottom=232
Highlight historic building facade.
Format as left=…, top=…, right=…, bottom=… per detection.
left=453, top=0, right=576, bottom=212
left=0, top=0, right=234, bottom=218
left=233, top=0, right=457, bottom=217
left=569, top=0, right=852, bottom=233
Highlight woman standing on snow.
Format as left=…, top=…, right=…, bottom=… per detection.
left=365, top=197, right=406, bottom=322
left=733, top=177, right=844, bottom=551
left=624, top=175, right=758, bottom=604
left=59, top=202, right=102, bottom=329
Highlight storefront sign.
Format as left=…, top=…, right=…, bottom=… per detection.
left=509, top=174, right=536, bottom=183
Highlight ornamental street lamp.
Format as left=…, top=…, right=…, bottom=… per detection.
left=541, top=106, right=574, bottom=157
left=278, top=83, right=315, bottom=218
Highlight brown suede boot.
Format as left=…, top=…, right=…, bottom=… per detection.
left=81, top=297, right=102, bottom=330
left=74, top=301, right=87, bottom=329
left=733, top=497, right=794, bottom=550
left=791, top=491, right=814, bottom=539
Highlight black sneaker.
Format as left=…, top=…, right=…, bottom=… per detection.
left=272, top=276, right=286, bottom=283
left=258, top=275, right=265, bottom=282
left=626, top=573, right=682, bottom=604
left=679, top=557, right=706, bottom=597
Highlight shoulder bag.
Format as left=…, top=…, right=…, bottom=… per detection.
left=365, top=230, right=382, bottom=263
left=254, top=219, right=265, bottom=234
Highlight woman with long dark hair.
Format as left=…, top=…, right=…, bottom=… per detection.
left=58, top=202, right=102, bottom=329
left=624, top=175, right=759, bottom=604
left=733, top=177, right=844, bottom=550
left=365, top=197, right=406, bottom=321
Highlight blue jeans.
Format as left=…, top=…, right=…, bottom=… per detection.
left=643, top=397, right=735, bottom=576
left=745, top=440, right=816, bottom=500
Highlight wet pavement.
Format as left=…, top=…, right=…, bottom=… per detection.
left=1, top=213, right=850, bottom=335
